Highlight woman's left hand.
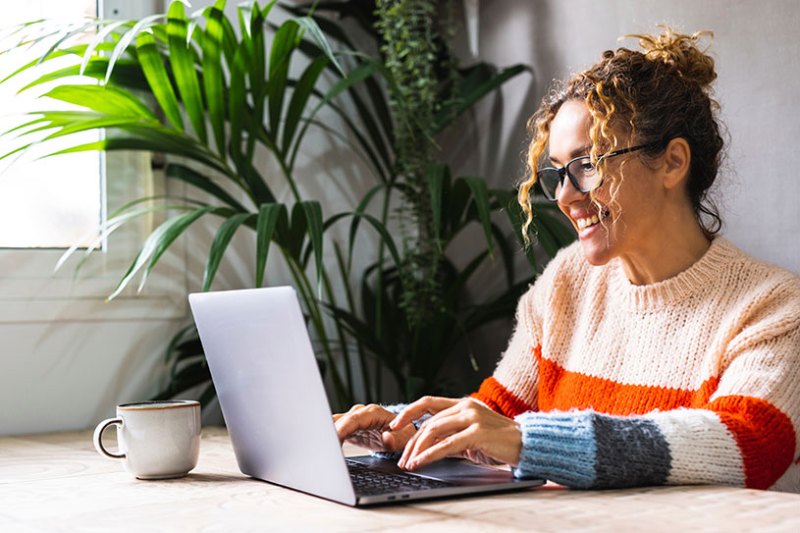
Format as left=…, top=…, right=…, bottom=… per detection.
left=390, top=396, right=523, bottom=471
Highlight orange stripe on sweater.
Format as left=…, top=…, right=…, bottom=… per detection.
left=709, top=395, right=796, bottom=490
left=536, top=351, right=720, bottom=415
left=471, top=376, right=534, bottom=418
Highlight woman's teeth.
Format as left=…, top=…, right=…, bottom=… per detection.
left=576, top=214, right=600, bottom=230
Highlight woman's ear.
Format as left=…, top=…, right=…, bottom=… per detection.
left=662, top=137, right=692, bottom=190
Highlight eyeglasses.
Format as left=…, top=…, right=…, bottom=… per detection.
left=536, top=143, right=656, bottom=201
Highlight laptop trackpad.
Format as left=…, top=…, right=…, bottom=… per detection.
left=348, top=455, right=517, bottom=486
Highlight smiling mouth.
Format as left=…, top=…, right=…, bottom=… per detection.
left=574, top=208, right=611, bottom=230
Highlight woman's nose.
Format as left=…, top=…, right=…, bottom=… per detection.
left=556, top=175, right=587, bottom=204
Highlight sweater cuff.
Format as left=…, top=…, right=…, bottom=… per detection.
left=512, top=411, right=597, bottom=488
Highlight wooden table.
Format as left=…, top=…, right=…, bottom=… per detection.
left=1, top=427, right=798, bottom=532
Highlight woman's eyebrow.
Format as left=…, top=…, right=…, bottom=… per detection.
left=549, top=144, right=593, bottom=165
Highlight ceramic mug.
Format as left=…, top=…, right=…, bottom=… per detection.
left=93, top=400, right=201, bottom=479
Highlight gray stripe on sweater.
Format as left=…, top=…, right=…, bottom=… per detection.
left=592, top=415, right=671, bottom=488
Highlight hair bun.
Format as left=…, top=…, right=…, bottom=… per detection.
left=627, top=27, right=717, bottom=88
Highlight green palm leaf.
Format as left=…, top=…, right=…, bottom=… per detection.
left=433, top=63, right=529, bottom=133
left=167, top=0, right=206, bottom=142
left=267, top=20, right=299, bottom=141
left=299, top=201, right=324, bottom=287
left=105, top=13, right=165, bottom=84
left=79, top=20, right=131, bottom=75
left=43, top=85, right=158, bottom=119
left=293, top=15, right=345, bottom=77
left=135, top=31, right=183, bottom=130
left=255, top=202, right=284, bottom=287
left=281, top=54, right=328, bottom=154
left=228, top=40, right=248, bottom=170
left=46, top=133, right=229, bottom=177
left=36, top=20, right=98, bottom=67
left=19, top=57, right=147, bottom=93
left=203, top=212, right=252, bottom=291
left=202, top=3, right=227, bottom=157
left=166, top=163, right=247, bottom=212
left=463, top=176, right=495, bottom=257
left=245, top=4, right=266, bottom=161
left=109, top=206, right=217, bottom=300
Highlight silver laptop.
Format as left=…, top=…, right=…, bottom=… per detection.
left=189, top=286, right=544, bottom=506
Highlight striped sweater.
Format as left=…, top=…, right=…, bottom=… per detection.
left=472, top=237, right=800, bottom=491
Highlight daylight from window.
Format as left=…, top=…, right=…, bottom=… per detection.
left=0, top=0, right=101, bottom=249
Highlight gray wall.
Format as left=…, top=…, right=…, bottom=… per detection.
left=449, top=0, right=800, bottom=274
left=6, top=0, right=799, bottom=435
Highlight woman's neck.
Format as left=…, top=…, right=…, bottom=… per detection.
left=619, top=218, right=711, bottom=286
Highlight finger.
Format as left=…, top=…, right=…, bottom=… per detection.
left=381, top=424, right=415, bottom=452
left=399, top=411, right=469, bottom=468
left=389, top=396, right=459, bottom=430
left=398, top=404, right=465, bottom=467
left=332, top=404, right=364, bottom=433
left=335, top=405, right=392, bottom=441
left=398, top=424, right=423, bottom=467
left=406, top=425, right=479, bottom=470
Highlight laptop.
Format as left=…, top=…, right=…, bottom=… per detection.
left=188, top=286, right=544, bottom=506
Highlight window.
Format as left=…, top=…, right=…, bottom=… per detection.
left=0, top=0, right=185, bottom=322
left=0, top=0, right=102, bottom=249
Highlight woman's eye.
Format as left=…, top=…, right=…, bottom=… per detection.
left=580, top=162, right=596, bottom=173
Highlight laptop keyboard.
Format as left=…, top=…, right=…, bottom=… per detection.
left=346, top=459, right=453, bottom=496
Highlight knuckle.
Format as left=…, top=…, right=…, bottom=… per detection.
left=458, top=397, right=474, bottom=410
left=466, top=423, right=481, bottom=436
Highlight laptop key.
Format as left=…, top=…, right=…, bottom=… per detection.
left=346, top=459, right=453, bottom=496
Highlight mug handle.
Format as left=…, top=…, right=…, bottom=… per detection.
left=93, top=417, right=126, bottom=459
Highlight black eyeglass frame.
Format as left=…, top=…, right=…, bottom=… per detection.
left=536, top=143, right=661, bottom=201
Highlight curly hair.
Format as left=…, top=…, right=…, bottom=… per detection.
left=518, top=28, right=725, bottom=242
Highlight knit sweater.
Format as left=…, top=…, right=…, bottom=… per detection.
left=471, top=237, right=800, bottom=492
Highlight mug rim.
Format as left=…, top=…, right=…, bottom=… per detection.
left=118, top=400, right=200, bottom=411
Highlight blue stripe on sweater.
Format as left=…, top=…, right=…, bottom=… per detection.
left=513, top=410, right=672, bottom=488
left=513, top=411, right=598, bottom=488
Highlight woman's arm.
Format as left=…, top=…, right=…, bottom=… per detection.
left=513, top=326, right=800, bottom=491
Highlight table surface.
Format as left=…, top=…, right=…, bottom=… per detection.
left=1, top=427, right=798, bottom=532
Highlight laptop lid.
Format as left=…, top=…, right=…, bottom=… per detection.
left=189, top=286, right=357, bottom=506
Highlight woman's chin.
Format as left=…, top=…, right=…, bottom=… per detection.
left=578, top=233, right=614, bottom=266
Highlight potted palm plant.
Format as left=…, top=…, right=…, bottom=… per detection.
left=1, top=0, right=573, bottom=410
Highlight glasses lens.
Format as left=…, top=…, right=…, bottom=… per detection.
left=536, top=169, right=561, bottom=200
left=567, top=157, right=601, bottom=192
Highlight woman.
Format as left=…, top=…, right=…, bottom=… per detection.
left=334, top=28, right=800, bottom=491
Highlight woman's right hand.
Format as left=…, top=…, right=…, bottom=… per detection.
left=333, top=404, right=416, bottom=453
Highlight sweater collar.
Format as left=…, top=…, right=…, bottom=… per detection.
left=609, top=237, right=738, bottom=312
